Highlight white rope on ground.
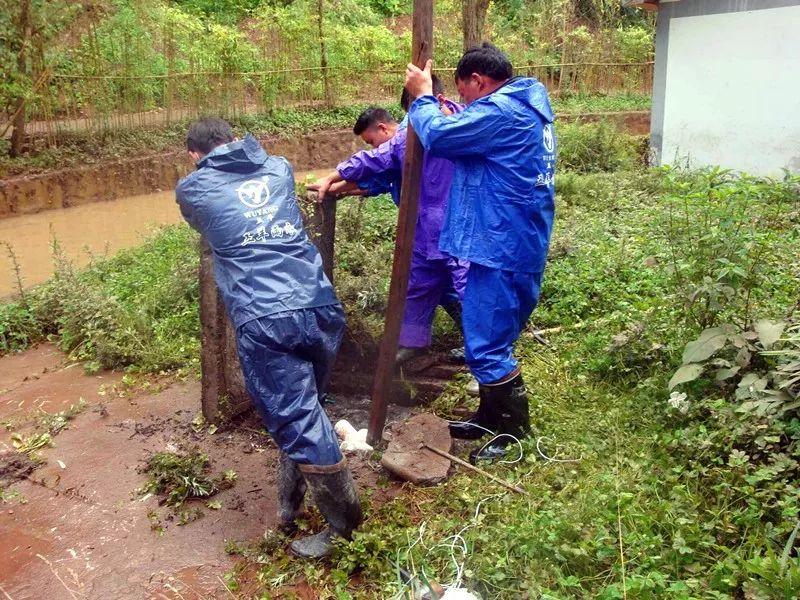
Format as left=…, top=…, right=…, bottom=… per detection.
left=536, top=436, right=583, bottom=463
left=393, top=414, right=584, bottom=595
left=443, top=420, right=524, bottom=465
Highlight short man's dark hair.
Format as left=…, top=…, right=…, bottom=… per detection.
left=186, top=117, right=235, bottom=155
left=454, top=42, right=513, bottom=83
left=353, top=107, right=396, bottom=136
left=400, top=73, right=445, bottom=111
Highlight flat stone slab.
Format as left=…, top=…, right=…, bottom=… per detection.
left=380, top=413, right=452, bottom=485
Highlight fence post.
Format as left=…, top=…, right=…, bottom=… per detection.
left=304, top=191, right=337, bottom=283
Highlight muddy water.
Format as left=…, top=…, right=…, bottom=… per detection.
left=0, top=344, right=404, bottom=599
left=0, top=169, right=331, bottom=298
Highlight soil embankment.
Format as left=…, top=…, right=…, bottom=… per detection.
left=0, top=112, right=650, bottom=220
left=0, top=129, right=363, bottom=219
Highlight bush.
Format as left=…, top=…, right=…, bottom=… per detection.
left=0, top=225, right=201, bottom=372
left=557, top=119, right=640, bottom=172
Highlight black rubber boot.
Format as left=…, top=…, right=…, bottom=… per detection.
left=469, top=374, right=531, bottom=464
left=290, top=460, right=362, bottom=559
left=448, top=387, right=496, bottom=440
left=395, top=346, right=426, bottom=365
left=277, top=452, right=307, bottom=534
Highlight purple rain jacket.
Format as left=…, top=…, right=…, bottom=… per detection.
left=336, top=101, right=464, bottom=260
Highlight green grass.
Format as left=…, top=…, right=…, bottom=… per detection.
left=242, top=168, right=799, bottom=598
left=2, top=123, right=798, bottom=597
left=555, top=91, right=651, bottom=114
left=0, top=225, right=201, bottom=372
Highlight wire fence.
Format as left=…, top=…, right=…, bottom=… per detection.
left=20, top=61, right=653, bottom=140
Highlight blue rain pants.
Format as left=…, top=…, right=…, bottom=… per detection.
left=236, top=304, right=345, bottom=466
left=462, top=263, right=544, bottom=384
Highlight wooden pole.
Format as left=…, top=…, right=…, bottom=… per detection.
left=423, top=444, right=530, bottom=496
left=367, top=0, right=433, bottom=446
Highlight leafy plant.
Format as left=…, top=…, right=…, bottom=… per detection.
left=140, top=448, right=236, bottom=508
left=658, top=168, right=799, bottom=330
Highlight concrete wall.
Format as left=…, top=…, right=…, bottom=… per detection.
left=651, top=0, right=800, bottom=175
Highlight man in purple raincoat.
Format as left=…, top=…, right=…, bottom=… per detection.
left=312, top=94, right=469, bottom=364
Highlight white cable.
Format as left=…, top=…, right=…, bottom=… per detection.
left=444, top=418, right=524, bottom=465
left=536, top=436, right=582, bottom=463
left=474, top=433, right=524, bottom=465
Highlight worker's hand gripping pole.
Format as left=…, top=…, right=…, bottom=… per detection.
left=367, top=0, right=434, bottom=446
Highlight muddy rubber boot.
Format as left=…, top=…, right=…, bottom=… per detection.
left=277, top=452, right=307, bottom=534
left=449, top=385, right=497, bottom=440
left=395, top=346, right=426, bottom=365
left=290, top=460, right=362, bottom=559
left=469, top=374, right=531, bottom=464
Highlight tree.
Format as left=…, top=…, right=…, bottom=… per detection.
left=1, top=0, right=88, bottom=157
left=462, top=0, right=491, bottom=50
left=6, top=0, right=31, bottom=157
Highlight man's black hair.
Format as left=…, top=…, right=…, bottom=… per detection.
left=454, top=42, right=513, bottom=82
left=186, top=117, right=235, bottom=155
left=353, top=107, right=396, bottom=135
left=400, top=73, right=445, bottom=111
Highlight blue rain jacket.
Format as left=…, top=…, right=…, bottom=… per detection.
left=176, top=135, right=340, bottom=329
left=409, top=77, right=556, bottom=273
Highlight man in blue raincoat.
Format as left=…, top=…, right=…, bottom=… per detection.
left=175, top=118, right=361, bottom=558
left=405, top=43, right=557, bottom=463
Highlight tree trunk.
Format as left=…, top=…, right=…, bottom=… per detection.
left=316, top=0, right=332, bottom=107
left=462, top=0, right=491, bottom=51
left=10, top=0, right=31, bottom=158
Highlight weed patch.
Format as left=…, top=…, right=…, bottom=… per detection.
left=240, top=167, right=800, bottom=597
left=140, top=448, right=237, bottom=509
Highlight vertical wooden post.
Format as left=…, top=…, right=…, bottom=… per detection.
left=304, top=192, right=338, bottom=283
left=318, top=196, right=337, bottom=283
left=367, top=0, right=433, bottom=446
left=199, top=240, right=225, bottom=423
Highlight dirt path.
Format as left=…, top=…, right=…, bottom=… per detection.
left=0, top=345, right=403, bottom=599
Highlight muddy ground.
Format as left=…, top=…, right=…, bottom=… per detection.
left=0, top=345, right=411, bottom=599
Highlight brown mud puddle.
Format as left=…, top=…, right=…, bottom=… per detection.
left=0, top=345, right=407, bottom=599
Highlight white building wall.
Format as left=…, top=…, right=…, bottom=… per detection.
left=659, top=4, right=800, bottom=175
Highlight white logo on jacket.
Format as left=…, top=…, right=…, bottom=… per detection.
left=236, top=177, right=271, bottom=209
left=542, top=124, right=555, bottom=154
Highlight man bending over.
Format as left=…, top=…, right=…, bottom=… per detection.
left=312, top=93, right=469, bottom=365
left=175, top=118, right=362, bottom=558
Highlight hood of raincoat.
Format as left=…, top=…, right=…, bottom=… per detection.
left=494, top=76, right=555, bottom=124
left=197, top=134, right=268, bottom=173
left=176, top=135, right=339, bottom=328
